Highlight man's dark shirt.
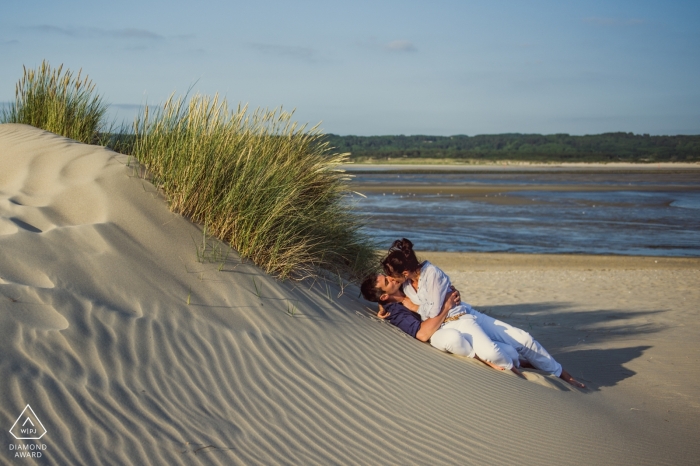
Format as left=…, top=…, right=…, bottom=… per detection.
left=383, top=302, right=421, bottom=338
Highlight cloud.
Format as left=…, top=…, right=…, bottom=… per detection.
left=25, top=25, right=164, bottom=40
left=110, top=28, right=163, bottom=40
left=29, top=25, right=75, bottom=36
left=582, top=17, right=646, bottom=26
left=248, top=42, right=320, bottom=63
left=385, top=40, right=417, bottom=53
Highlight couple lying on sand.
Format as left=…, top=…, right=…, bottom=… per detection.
left=361, top=239, right=585, bottom=388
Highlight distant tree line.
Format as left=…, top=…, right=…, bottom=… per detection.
left=323, top=133, right=700, bottom=163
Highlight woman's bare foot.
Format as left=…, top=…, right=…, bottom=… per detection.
left=510, top=366, right=526, bottom=378
left=560, top=369, right=585, bottom=388
left=475, top=355, right=505, bottom=371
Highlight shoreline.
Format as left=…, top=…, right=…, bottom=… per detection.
left=351, top=182, right=700, bottom=194
left=341, top=161, right=700, bottom=173
left=351, top=168, right=700, bottom=258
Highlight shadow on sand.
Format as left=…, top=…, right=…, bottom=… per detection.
left=475, top=302, right=665, bottom=391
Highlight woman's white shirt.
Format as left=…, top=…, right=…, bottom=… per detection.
left=402, top=261, right=463, bottom=320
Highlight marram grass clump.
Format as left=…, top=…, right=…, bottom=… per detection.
left=130, top=93, right=378, bottom=280
left=1, top=61, right=108, bottom=144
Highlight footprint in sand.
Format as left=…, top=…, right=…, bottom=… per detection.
left=9, top=217, right=43, bottom=233
left=8, top=194, right=51, bottom=207
left=0, top=203, right=55, bottom=233
left=0, top=170, right=108, bottom=234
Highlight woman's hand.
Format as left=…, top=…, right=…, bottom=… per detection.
left=446, top=285, right=461, bottom=307
left=449, top=285, right=461, bottom=304
left=442, top=289, right=460, bottom=312
left=377, top=304, right=390, bottom=319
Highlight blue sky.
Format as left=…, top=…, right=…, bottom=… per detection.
left=1, top=0, right=698, bottom=135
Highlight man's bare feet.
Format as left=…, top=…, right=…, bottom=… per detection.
left=560, top=369, right=585, bottom=388
left=510, top=366, right=526, bottom=378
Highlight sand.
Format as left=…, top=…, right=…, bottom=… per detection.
left=1, top=124, right=699, bottom=465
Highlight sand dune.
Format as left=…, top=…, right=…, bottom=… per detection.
left=1, top=124, right=698, bottom=465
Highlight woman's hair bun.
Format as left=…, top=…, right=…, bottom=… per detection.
left=392, top=238, right=413, bottom=256
left=382, top=238, right=421, bottom=277
left=387, top=238, right=414, bottom=259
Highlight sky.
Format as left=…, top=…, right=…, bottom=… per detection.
left=1, top=0, right=699, bottom=136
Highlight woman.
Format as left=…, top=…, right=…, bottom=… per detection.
left=382, top=238, right=584, bottom=387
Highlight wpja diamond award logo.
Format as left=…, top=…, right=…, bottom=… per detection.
left=8, top=405, right=48, bottom=459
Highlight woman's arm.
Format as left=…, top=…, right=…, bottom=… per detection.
left=415, top=289, right=460, bottom=342
left=401, top=296, right=419, bottom=311
left=416, top=265, right=453, bottom=320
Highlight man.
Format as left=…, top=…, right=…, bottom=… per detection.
left=361, top=273, right=585, bottom=388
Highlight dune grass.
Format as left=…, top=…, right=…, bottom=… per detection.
left=128, top=93, right=378, bottom=280
left=1, top=61, right=109, bottom=144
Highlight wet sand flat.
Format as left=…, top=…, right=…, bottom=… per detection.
left=341, top=162, right=700, bottom=173
left=349, top=170, right=700, bottom=256
left=351, top=182, right=700, bottom=206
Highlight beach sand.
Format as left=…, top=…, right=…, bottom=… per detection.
left=1, top=124, right=698, bottom=465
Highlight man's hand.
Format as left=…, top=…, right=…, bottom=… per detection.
left=377, top=304, right=390, bottom=320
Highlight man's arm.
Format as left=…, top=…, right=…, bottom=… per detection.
left=415, top=289, right=460, bottom=342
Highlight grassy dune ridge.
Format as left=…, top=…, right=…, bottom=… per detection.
left=129, top=94, right=377, bottom=279
left=0, top=60, right=109, bottom=144
left=1, top=61, right=378, bottom=280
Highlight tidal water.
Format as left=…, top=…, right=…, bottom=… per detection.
left=347, top=170, right=700, bottom=256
